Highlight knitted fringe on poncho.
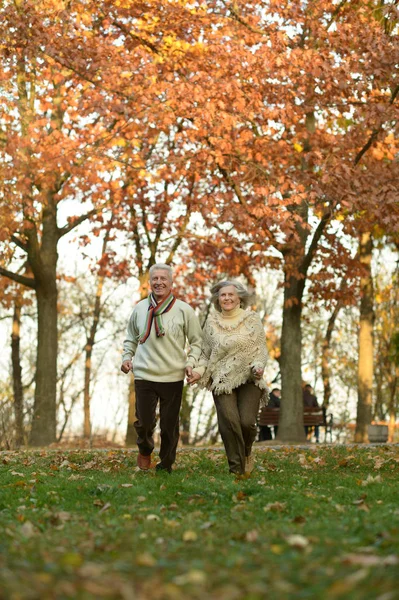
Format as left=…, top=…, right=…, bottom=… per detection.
left=196, top=309, right=269, bottom=405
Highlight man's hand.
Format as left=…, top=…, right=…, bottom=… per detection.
left=121, top=360, right=133, bottom=374
left=186, top=368, right=201, bottom=385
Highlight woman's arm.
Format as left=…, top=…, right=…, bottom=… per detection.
left=250, top=313, right=268, bottom=377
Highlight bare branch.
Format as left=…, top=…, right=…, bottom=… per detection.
left=129, top=206, right=144, bottom=277
left=222, top=0, right=267, bottom=36
left=325, top=0, right=349, bottom=31
left=11, top=235, right=28, bottom=253
left=0, top=267, right=36, bottom=289
left=165, top=185, right=194, bottom=264
left=58, top=207, right=103, bottom=238
left=355, top=84, right=399, bottom=166
left=354, top=128, right=381, bottom=166
left=301, top=209, right=332, bottom=277
left=111, top=19, right=160, bottom=54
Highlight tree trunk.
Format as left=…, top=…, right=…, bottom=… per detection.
left=388, top=410, right=396, bottom=443
left=373, top=369, right=384, bottom=421
left=83, top=348, right=92, bottom=439
left=387, top=373, right=397, bottom=442
left=125, top=375, right=138, bottom=446
left=355, top=232, right=374, bottom=443
left=83, top=275, right=105, bottom=438
left=321, top=300, right=342, bottom=407
left=28, top=205, right=58, bottom=447
left=11, top=297, right=24, bottom=447
left=278, top=272, right=307, bottom=442
left=29, top=278, right=58, bottom=446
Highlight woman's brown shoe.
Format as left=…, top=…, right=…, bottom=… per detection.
left=245, top=455, right=254, bottom=474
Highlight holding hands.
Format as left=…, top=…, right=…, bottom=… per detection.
left=186, top=366, right=264, bottom=385
left=186, top=367, right=201, bottom=385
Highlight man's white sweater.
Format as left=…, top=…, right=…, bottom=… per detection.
left=122, top=298, right=203, bottom=382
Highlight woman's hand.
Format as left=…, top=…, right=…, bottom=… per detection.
left=251, top=366, right=264, bottom=380
left=186, top=370, right=201, bottom=385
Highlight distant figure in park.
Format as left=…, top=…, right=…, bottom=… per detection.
left=303, top=384, right=320, bottom=443
left=121, top=264, right=202, bottom=473
left=188, top=280, right=268, bottom=476
left=258, top=388, right=281, bottom=441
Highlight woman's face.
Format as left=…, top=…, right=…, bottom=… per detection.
left=218, top=285, right=241, bottom=312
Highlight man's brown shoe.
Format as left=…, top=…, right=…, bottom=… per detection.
left=137, top=453, right=152, bottom=470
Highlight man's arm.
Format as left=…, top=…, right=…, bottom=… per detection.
left=187, top=318, right=213, bottom=384
left=121, top=310, right=139, bottom=373
left=185, top=309, right=203, bottom=370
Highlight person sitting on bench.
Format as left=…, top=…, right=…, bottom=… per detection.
left=303, top=384, right=320, bottom=443
left=258, top=388, right=281, bottom=441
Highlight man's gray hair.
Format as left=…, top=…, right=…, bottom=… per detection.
left=149, top=263, right=173, bottom=282
left=210, top=280, right=253, bottom=312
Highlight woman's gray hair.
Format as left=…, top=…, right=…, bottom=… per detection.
left=149, top=263, right=173, bottom=282
left=210, top=280, right=253, bottom=312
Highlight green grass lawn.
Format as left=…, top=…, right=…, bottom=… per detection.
left=0, top=444, right=398, bottom=600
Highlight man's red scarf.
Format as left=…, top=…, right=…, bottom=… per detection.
left=138, top=293, right=176, bottom=344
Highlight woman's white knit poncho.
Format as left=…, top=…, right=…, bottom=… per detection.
left=195, top=309, right=269, bottom=401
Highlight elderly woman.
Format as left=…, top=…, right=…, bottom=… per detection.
left=188, top=280, right=268, bottom=476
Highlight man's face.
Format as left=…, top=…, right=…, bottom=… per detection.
left=150, top=269, right=173, bottom=301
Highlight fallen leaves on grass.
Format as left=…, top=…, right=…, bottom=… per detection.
left=292, top=515, right=306, bottom=524
left=263, top=501, right=286, bottom=513
left=342, top=554, right=399, bottom=566
left=20, top=521, right=37, bottom=538
left=136, top=553, right=156, bottom=567
left=99, top=502, right=112, bottom=514
left=361, top=474, right=382, bottom=485
left=182, top=530, right=198, bottom=542
left=232, top=490, right=247, bottom=503
left=1, top=445, right=399, bottom=600
left=174, top=569, right=207, bottom=585
left=164, top=519, right=180, bottom=528
left=245, top=529, right=259, bottom=542
left=285, top=534, right=310, bottom=550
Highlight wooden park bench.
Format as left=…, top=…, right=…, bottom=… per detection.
left=258, top=406, right=333, bottom=442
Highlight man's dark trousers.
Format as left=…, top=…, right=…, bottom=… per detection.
left=134, top=379, right=184, bottom=470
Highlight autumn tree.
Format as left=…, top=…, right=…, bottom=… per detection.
left=0, top=278, right=31, bottom=447
left=0, top=2, right=121, bottom=444
left=1, top=1, right=193, bottom=445
left=57, top=0, right=399, bottom=444
left=2, top=0, right=398, bottom=448
left=158, top=0, right=399, bottom=441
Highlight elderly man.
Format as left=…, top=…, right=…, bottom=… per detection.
left=121, top=264, right=202, bottom=473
